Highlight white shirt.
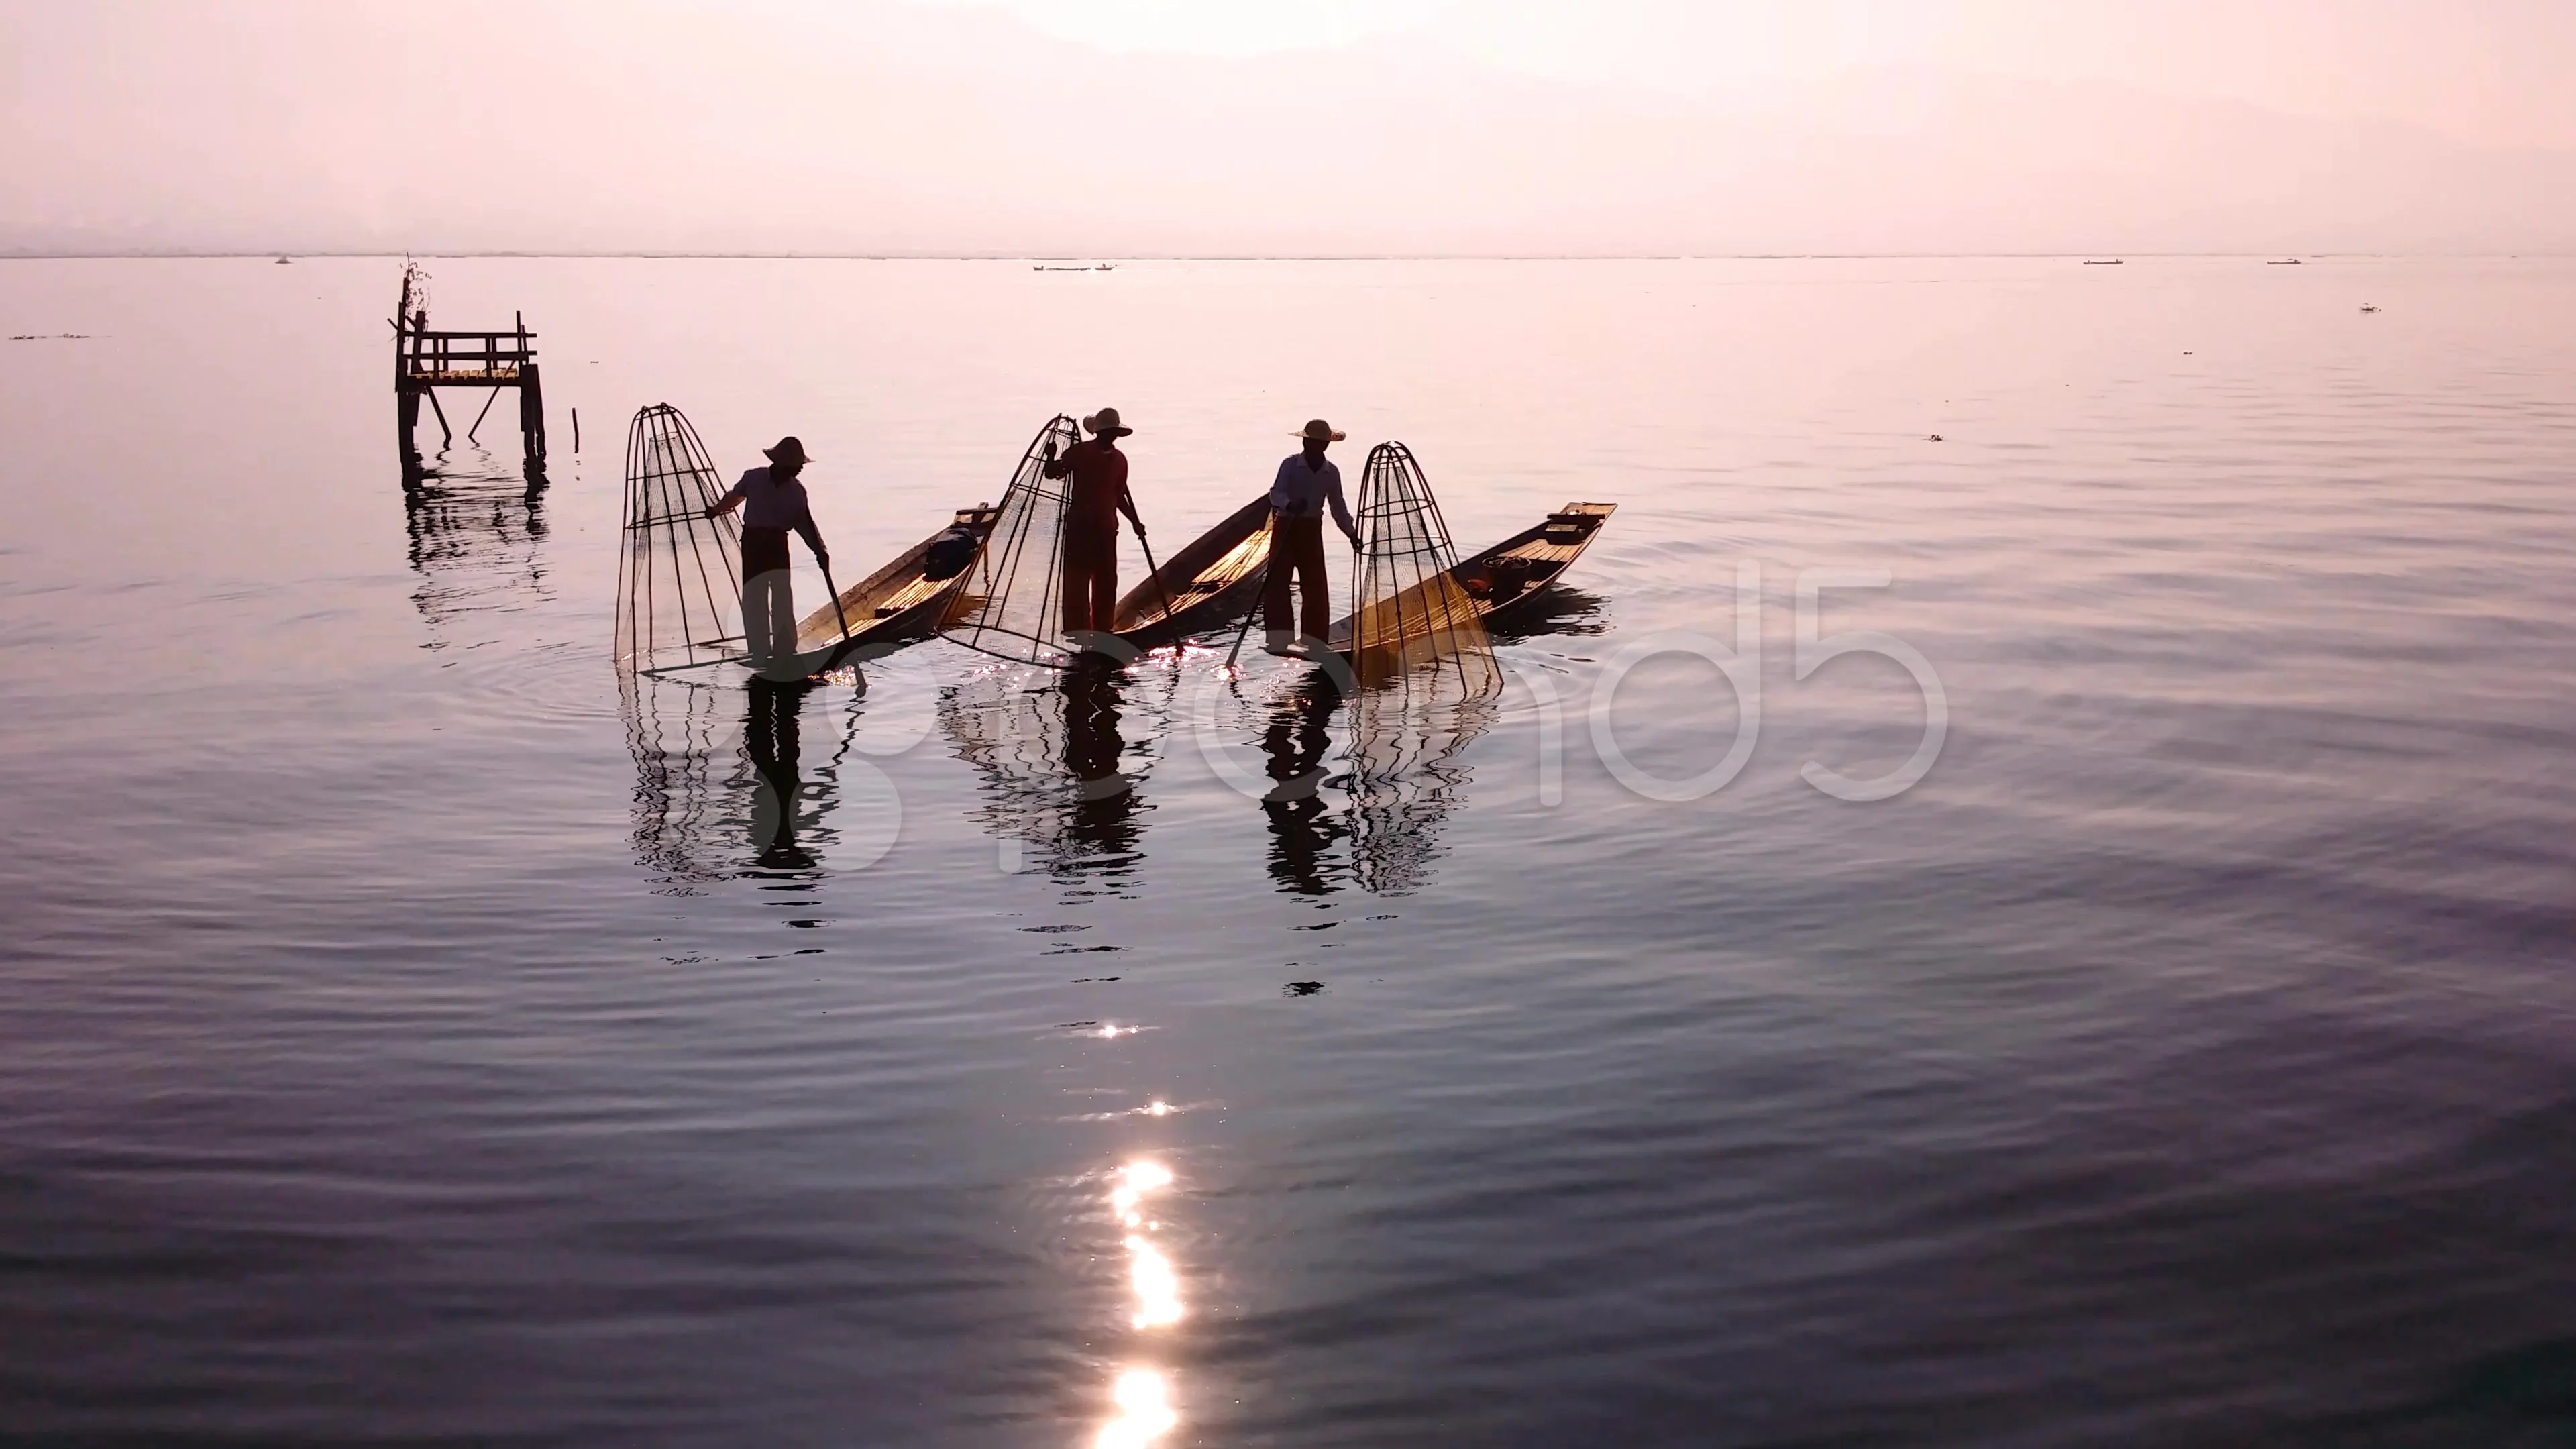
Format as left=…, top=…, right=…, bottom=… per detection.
left=722, top=466, right=814, bottom=533
left=1269, top=454, right=1356, bottom=535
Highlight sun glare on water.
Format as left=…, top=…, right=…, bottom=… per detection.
left=1095, top=1160, right=1185, bottom=1445
left=1094, top=1368, right=1178, bottom=1448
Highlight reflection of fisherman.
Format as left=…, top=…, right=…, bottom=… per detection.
left=1259, top=678, right=1347, bottom=895
left=1042, top=408, right=1146, bottom=648
left=1061, top=655, right=1144, bottom=863
left=1265, top=419, right=1360, bottom=657
left=745, top=678, right=814, bottom=869
left=705, top=436, right=829, bottom=670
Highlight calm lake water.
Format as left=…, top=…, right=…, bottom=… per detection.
left=3, top=256, right=2574, bottom=1446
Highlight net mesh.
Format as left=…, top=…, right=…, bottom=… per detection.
left=621, top=671, right=873, bottom=884
left=619, top=671, right=732, bottom=891
left=614, top=403, right=743, bottom=676
left=942, top=415, right=1083, bottom=669
left=1349, top=441, right=1499, bottom=693
left=1338, top=441, right=1501, bottom=892
left=1346, top=678, right=1497, bottom=895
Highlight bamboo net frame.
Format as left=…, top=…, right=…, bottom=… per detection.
left=613, top=403, right=743, bottom=678
left=1348, top=441, right=1500, bottom=694
left=941, top=414, right=1084, bottom=669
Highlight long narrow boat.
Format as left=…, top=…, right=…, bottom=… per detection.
left=1108, top=495, right=1275, bottom=650
left=1326, top=501, right=1615, bottom=655
left=768, top=502, right=1001, bottom=672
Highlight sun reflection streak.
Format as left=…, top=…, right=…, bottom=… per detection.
left=1111, top=1161, right=1185, bottom=1329
left=1093, top=1161, right=1185, bottom=1444
left=1126, top=1236, right=1182, bottom=1328
left=1094, top=1368, right=1177, bottom=1449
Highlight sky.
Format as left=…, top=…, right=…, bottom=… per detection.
left=5, top=0, right=2575, bottom=255
left=926, top=0, right=2576, bottom=148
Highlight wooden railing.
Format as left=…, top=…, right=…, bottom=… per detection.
left=402, top=329, right=537, bottom=383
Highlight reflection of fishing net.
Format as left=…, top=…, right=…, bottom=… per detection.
left=941, top=415, right=1082, bottom=669
left=936, top=660, right=1149, bottom=888
left=614, top=403, right=743, bottom=676
left=1350, top=442, right=1497, bottom=692
left=621, top=672, right=873, bottom=884
left=1346, top=665, right=1498, bottom=896
left=620, top=670, right=735, bottom=892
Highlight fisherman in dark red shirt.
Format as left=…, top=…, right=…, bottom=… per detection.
left=1043, top=407, right=1147, bottom=648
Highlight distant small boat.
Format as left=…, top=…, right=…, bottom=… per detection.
left=2268, top=258, right=2302, bottom=265
left=2360, top=303, right=2381, bottom=313
left=1033, top=264, right=1102, bottom=272
left=2083, top=259, right=2124, bottom=266
left=275, top=256, right=292, bottom=265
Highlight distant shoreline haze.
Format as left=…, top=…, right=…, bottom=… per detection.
left=8, top=0, right=2576, bottom=256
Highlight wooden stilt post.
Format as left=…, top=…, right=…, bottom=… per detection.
left=520, top=361, right=547, bottom=483
left=516, top=311, right=545, bottom=484
left=398, top=386, right=423, bottom=488
left=394, top=264, right=423, bottom=486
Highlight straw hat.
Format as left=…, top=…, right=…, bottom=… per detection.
left=762, top=435, right=812, bottom=466
left=1295, top=419, right=1346, bottom=443
left=1083, top=407, right=1133, bottom=438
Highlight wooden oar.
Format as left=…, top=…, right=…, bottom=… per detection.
left=814, top=553, right=856, bottom=674
left=1222, top=600, right=1261, bottom=669
left=820, top=556, right=853, bottom=643
left=1132, top=517, right=1181, bottom=639
left=1222, top=509, right=1277, bottom=668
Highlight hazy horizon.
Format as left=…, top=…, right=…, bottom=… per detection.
left=9, top=0, right=2576, bottom=257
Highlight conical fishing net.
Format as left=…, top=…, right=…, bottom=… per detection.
left=1348, top=441, right=1499, bottom=692
left=941, top=415, right=1083, bottom=669
left=1336, top=441, right=1501, bottom=892
left=614, top=402, right=743, bottom=677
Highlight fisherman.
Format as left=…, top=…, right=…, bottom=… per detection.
left=1042, top=407, right=1146, bottom=649
left=1264, top=419, right=1361, bottom=655
left=704, top=435, right=829, bottom=675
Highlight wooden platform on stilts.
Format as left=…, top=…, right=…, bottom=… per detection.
left=392, top=261, right=549, bottom=488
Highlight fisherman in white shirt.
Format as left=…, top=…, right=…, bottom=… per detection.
left=1264, top=419, right=1361, bottom=655
left=705, top=435, right=830, bottom=676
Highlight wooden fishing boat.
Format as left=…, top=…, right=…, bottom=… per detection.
left=1108, top=495, right=1275, bottom=650
left=1449, top=502, right=1617, bottom=623
left=772, top=502, right=1001, bottom=672
left=1324, top=501, right=1615, bottom=655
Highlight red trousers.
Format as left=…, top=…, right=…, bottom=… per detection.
left=1061, top=521, right=1118, bottom=634
left=1263, top=512, right=1331, bottom=647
